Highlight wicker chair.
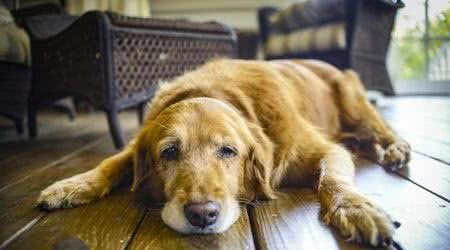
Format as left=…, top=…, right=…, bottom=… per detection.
left=0, top=3, right=76, bottom=135
left=24, top=11, right=237, bottom=149
left=259, top=0, right=404, bottom=94
left=0, top=61, right=31, bottom=134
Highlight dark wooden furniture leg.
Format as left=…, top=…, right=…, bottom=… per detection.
left=137, top=102, right=146, bottom=125
left=106, top=110, right=124, bottom=149
left=28, top=101, right=38, bottom=138
left=14, top=119, right=24, bottom=134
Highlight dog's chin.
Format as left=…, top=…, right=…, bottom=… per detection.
left=161, top=198, right=240, bottom=234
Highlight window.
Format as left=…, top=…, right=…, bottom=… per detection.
left=388, top=0, right=450, bottom=94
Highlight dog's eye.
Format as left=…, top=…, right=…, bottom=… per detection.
left=161, top=146, right=178, bottom=160
left=217, top=146, right=237, bottom=158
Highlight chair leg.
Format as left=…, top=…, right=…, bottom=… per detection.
left=137, top=102, right=146, bottom=125
left=14, top=119, right=24, bottom=135
left=28, top=102, right=38, bottom=138
left=106, top=110, right=125, bottom=149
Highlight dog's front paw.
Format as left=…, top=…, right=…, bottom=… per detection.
left=37, top=170, right=110, bottom=210
left=374, top=138, right=411, bottom=170
left=323, top=194, right=397, bottom=247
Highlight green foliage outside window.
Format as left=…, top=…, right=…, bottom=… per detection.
left=390, top=8, right=449, bottom=80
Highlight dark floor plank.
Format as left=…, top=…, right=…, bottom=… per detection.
left=0, top=111, right=138, bottom=157
left=0, top=112, right=75, bottom=144
left=250, top=160, right=450, bottom=250
left=0, top=137, right=110, bottom=245
left=396, top=152, right=450, bottom=201
left=0, top=130, right=136, bottom=246
left=0, top=112, right=138, bottom=190
left=5, top=190, right=145, bottom=250
left=0, top=113, right=100, bottom=157
left=250, top=189, right=360, bottom=250
left=128, top=208, right=255, bottom=250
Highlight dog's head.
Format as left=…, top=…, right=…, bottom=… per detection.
left=131, top=97, right=275, bottom=234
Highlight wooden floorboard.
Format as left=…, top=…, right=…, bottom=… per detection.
left=1, top=97, right=449, bottom=249
left=383, top=116, right=450, bottom=146
left=249, top=189, right=361, bottom=250
left=380, top=102, right=450, bottom=164
left=5, top=190, right=145, bottom=250
left=381, top=97, right=450, bottom=123
left=0, top=112, right=76, bottom=145
left=354, top=160, right=449, bottom=250
left=0, top=129, right=137, bottom=248
left=250, top=160, right=450, bottom=250
left=128, top=208, right=255, bottom=250
left=397, top=132, right=450, bottom=165
left=0, top=112, right=137, bottom=190
left=395, top=152, right=450, bottom=202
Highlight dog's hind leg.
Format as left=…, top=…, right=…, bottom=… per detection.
left=332, top=70, right=410, bottom=170
left=36, top=141, right=135, bottom=210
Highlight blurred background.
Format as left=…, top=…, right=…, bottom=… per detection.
left=388, top=0, right=450, bottom=93
left=2, top=0, right=449, bottom=94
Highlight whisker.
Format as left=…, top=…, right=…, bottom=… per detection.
left=143, top=119, right=177, bottom=134
left=237, top=198, right=259, bottom=207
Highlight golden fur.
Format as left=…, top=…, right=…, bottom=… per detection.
left=37, top=59, right=410, bottom=246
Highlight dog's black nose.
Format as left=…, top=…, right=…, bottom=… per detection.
left=184, top=201, right=220, bottom=228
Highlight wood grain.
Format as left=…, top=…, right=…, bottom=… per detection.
left=0, top=112, right=138, bottom=190
left=383, top=116, right=450, bottom=146
left=396, top=152, right=450, bottom=201
left=0, top=131, right=136, bottom=246
left=250, top=160, right=450, bottom=250
left=380, top=97, right=450, bottom=123
left=128, top=207, right=255, bottom=250
left=0, top=112, right=76, bottom=145
left=250, top=189, right=362, bottom=250
left=354, top=160, right=449, bottom=250
left=398, top=132, right=450, bottom=164
left=1, top=97, right=449, bottom=249
left=5, top=190, right=145, bottom=250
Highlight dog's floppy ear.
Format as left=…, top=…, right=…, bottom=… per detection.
left=130, top=142, right=151, bottom=192
left=131, top=130, right=151, bottom=191
left=244, top=122, right=277, bottom=200
left=130, top=132, right=165, bottom=201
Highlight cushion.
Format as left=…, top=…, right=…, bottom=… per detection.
left=265, top=22, right=346, bottom=57
left=0, top=3, right=30, bottom=65
left=264, top=0, right=347, bottom=57
left=268, top=0, right=346, bottom=33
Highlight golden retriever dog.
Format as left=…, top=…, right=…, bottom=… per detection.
left=37, top=59, right=410, bottom=247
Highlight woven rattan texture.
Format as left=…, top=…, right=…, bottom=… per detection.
left=30, top=13, right=105, bottom=107
left=112, top=31, right=235, bottom=100
left=0, top=62, right=31, bottom=120
left=108, top=12, right=231, bottom=34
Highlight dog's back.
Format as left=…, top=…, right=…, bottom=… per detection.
left=148, top=59, right=343, bottom=141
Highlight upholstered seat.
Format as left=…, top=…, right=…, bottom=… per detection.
left=259, top=0, right=404, bottom=94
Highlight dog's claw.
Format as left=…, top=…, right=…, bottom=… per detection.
left=36, top=201, right=50, bottom=211
left=385, top=236, right=393, bottom=246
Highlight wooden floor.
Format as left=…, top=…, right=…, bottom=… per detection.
left=0, top=96, right=449, bottom=250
